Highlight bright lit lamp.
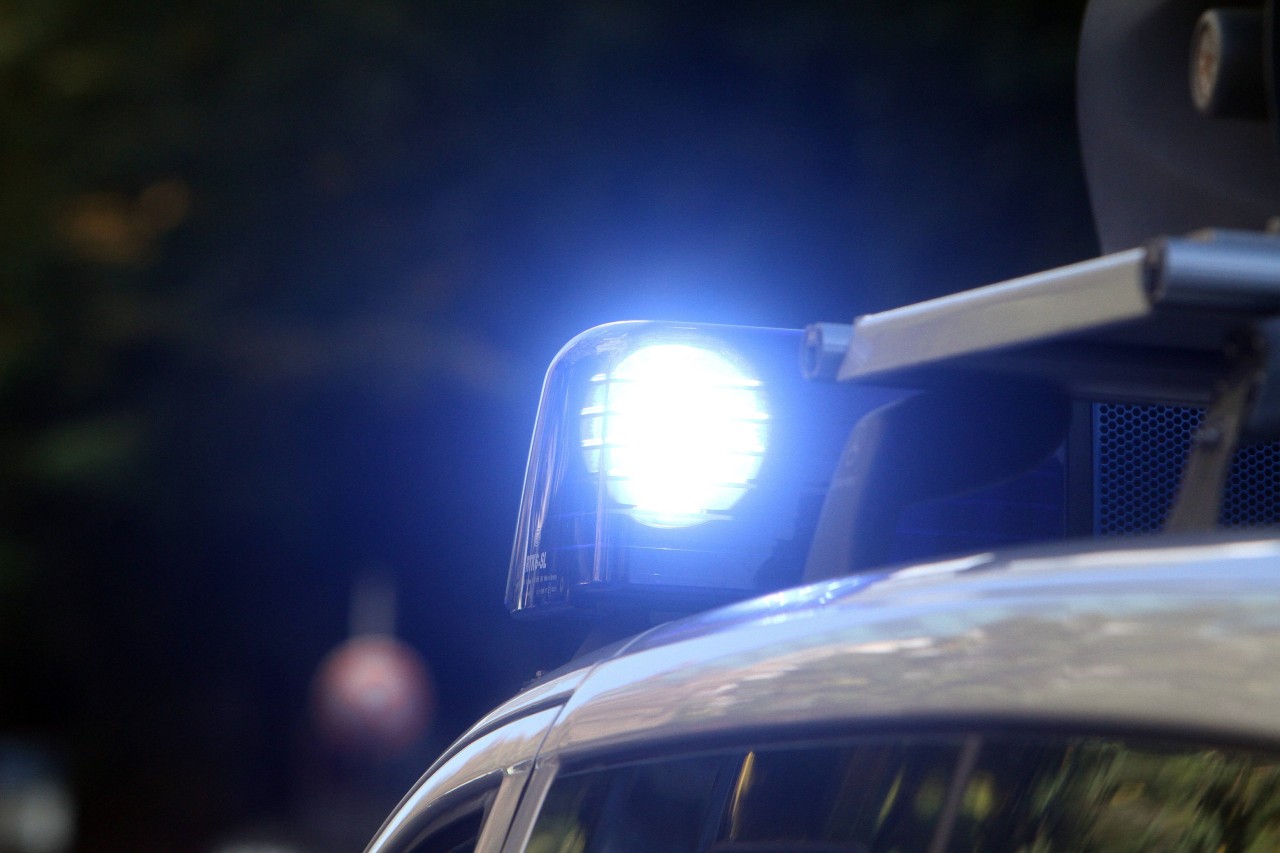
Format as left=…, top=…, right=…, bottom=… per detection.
left=581, top=344, right=768, bottom=527
left=507, top=321, right=888, bottom=619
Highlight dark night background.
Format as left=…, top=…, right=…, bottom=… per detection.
left=0, top=1, right=1097, bottom=849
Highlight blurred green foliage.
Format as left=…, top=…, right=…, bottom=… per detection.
left=0, top=0, right=1092, bottom=597
left=0, top=0, right=1093, bottom=847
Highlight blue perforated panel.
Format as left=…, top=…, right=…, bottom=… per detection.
left=1093, top=403, right=1280, bottom=533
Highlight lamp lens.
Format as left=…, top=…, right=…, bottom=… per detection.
left=582, top=343, right=768, bottom=527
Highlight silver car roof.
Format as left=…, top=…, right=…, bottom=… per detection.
left=372, top=532, right=1280, bottom=850
left=410, top=534, right=1280, bottom=789
left=539, top=532, right=1280, bottom=761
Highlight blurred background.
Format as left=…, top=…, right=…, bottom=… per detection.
left=0, top=1, right=1096, bottom=849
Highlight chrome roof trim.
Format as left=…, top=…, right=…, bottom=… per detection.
left=460, top=668, right=589, bottom=746
left=365, top=669, right=587, bottom=849
left=366, top=705, right=561, bottom=852
left=542, top=533, right=1280, bottom=761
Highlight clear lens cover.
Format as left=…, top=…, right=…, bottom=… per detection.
left=583, top=342, right=767, bottom=528
left=506, top=321, right=898, bottom=618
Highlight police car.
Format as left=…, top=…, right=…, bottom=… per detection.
left=368, top=0, right=1280, bottom=849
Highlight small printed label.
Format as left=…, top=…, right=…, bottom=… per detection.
left=532, top=568, right=563, bottom=601
left=519, top=551, right=564, bottom=608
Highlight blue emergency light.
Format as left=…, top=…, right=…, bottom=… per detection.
left=580, top=342, right=768, bottom=528
left=506, top=321, right=899, bottom=618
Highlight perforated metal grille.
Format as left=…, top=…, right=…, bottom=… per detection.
left=1094, top=403, right=1280, bottom=533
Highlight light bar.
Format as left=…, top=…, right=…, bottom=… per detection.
left=506, top=321, right=899, bottom=619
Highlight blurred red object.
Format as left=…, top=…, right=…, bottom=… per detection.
left=312, top=635, right=435, bottom=758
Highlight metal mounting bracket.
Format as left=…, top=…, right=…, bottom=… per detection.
left=1163, top=336, right=1264, bottom=532
left=1161, top=315, right=1280, bottom=532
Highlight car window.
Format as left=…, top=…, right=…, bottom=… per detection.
left=400, top=790, right=493, bottom=853
left=526, top=733, right=1280, bottom=852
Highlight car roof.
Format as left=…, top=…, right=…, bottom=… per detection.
left=372, top=531, right=1280, bottom=851
left=538, top=532, right=1280, bottom=759
left=422, top=531, right=1280, bottom=791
